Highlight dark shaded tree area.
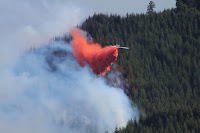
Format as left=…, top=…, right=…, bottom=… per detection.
left=176, top=0, right=200, bottom=11
left=81, top=5, right=200, bottom=133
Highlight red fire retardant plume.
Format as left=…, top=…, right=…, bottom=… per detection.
left=71, top=29, right=118, bottom=76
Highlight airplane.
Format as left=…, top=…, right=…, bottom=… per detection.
left=110, top=44, right=130, bottom=49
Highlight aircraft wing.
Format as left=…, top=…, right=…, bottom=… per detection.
left=109, top=45, right=130, bottom=49
left=118, top=47, right=130, bottom=49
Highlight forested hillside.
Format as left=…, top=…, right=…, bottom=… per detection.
left=81, top=1, right=200, bottom=132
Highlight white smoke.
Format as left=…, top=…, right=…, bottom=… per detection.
left=0, top=39, right=138, bottom=133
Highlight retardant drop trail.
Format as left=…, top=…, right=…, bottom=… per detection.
left=71, top=29, right=118, bottom=76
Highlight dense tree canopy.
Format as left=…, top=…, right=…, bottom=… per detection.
left=176, top=0, right=200, bottom=11
left=81, top=3, right=200, bottom=132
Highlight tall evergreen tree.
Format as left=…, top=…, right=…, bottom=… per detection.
left=147, top=1, right=156, bottom=14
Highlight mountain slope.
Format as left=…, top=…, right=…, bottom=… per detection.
left=81, top=7, right=200, bottom=133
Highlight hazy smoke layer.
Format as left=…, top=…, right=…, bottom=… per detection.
left=0, top=0, right=88, bottom=67
left=0, top=38, right=138, bottom=133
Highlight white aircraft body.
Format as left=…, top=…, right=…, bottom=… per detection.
left=110, top=44, right=130, bottom=49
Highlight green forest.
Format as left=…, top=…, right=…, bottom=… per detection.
left=81, top=0, right=200, bottom=132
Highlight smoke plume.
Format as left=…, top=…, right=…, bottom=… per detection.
left=71, top=29, right=118, bottom=76
left=0, top=37, right=138, bottom=133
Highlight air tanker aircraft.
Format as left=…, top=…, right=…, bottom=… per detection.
left=110, top=44, right=130, bottom=49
